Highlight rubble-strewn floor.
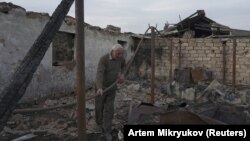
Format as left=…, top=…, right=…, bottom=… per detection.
left=1, top=79, right=250, bottom=140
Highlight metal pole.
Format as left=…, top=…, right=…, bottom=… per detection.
left=169, top=39, right=173, bottom=81
left=150, top=27, right=155, bottom=104
left=232, top=38, right=236, bottom=94
left=75, top=0, right=86, bottom=140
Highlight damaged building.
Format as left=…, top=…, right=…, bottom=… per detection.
left=1, top=2, right=250, bottom=141
left=161, top=10, right=250, bottom=38
left=0, top=2, right=134, bottom=102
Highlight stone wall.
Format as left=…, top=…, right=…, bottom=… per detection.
left=133, top=37, right=250, bottom=85
left=0, top=3, right=52, bottom=102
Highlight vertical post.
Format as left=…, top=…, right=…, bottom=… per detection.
left=222, top=40, right=226, bottom=85
left=169, top=39, right=173, bottom=81
left=232, top=38, right=236, bottom=94
left=178, top=40, right=182, bottom=68
left=75, top=0, right=86, bottom=140
left=150, top=27, right=155, bottom=104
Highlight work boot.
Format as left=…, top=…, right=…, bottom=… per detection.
left=105, top=132, right=112, bottom=141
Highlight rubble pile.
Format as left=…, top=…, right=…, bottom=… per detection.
left=0, top=79, right=250, bottom=140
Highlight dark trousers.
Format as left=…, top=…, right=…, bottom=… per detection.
left=95, top=90, right=116, bottom=133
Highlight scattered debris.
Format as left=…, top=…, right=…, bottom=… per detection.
left=1, top=79, right=250, bottom=140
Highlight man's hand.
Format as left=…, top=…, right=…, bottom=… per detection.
left=96, top=89, right=103, bottom=96
left=117, top=73, right=125, bottom=84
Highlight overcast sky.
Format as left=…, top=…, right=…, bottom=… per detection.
left=1, top=0, right=250, bottom=34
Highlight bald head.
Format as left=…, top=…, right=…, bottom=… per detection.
left=112, top=44, right=124, bottom=51
left=111, top=44, right=125, bottom=60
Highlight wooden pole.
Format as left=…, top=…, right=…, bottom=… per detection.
left=232, top=38, right=236, bottom=94
left=169, top=39, right=173, bottom=81
left=150, top=27, right=155, bottom=104
left=75, top=0, right=86, bottom=140
left=222, top=40, right=227, bottom=85
left=178, top=40, right=182, bottom=68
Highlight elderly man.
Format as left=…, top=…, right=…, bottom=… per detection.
left=95, top=44, right=126, bottom=141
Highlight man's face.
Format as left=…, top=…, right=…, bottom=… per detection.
left=113, top=48, right=124, bottom=60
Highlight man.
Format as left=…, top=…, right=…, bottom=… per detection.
left=95, top=44, right=126, bottom=141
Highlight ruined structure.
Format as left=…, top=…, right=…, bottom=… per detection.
left=132, top=37, right=250, bottom=85
left=1, top=2, right=250, bottom=141
left=0, top=0, right=75, bottom=131
left=161, top=10, right=250, bottom=38
left=0, top=2, right=134, bottom=102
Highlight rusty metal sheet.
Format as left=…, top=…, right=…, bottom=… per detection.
left=128, top=102, right=226, bottom=125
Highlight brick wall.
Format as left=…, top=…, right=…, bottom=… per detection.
left=132, top=38, right=250, bottom=85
